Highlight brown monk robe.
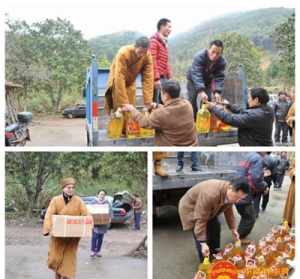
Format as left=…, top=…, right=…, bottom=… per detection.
left=283, top=160, right=295, bottom=226
left=104, top=44, right=154, bottom=113
left=43, top=178, right=88, bottom=279
left=286, top=103, right=295, bottom=145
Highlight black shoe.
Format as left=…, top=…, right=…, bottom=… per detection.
left=176, top=164, right=184, bottom=172
left=191, top=166, right=202, bottom=172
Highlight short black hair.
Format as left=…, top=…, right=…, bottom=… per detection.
left=161, top=80, right=181, bottom=99
left=98, top=189, right=107, bottom=195
left=157, top=18, right=171, bottom=31
left=135, top=37, right=150, bottom=49
left=250, top=88, right=270, bottom=105
left=209, top=40, right=224, bottom=50
left=230, top=177, right=250, bottom=194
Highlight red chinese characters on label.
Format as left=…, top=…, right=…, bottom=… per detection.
left=67, top=217, right=93, bottom=225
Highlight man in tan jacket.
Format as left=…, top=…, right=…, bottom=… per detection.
left=178, top=178, right=249, bottom=262
left=122, top=79, right=198, bottom=146
left=105, top=37, right=154, bottom=113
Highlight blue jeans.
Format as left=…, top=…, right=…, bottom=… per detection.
left=177, top=152, right=199, bottom=169
left=134, top=212, right=141, bottom=230
left=91, top=231, right=104, bottom=253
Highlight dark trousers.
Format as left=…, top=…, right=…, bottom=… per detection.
left=193, top=216, right=221, bottom=262
left=275, top=121, right=289, bottom=143
left=252, top=192, right=263, bottom=217
left=153, top=77, right=167, bottom=104
left=235, top=203, right=256, bottom=239
left=187, top=79, right=213, bottom=121
left=91, top=231, right=104, bottom=253
left=262, top=176, right=272, bottom=211
left=177, top=152, right=199, bottom=168
left=262, top=190, right=270, bottom=211
left=134, top=211, right=141, bottom=230
left=275, top=173, right=285, bottom=189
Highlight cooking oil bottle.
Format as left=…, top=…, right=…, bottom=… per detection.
left=197, top=257, right=211, bottom=277
left=232, top=240, right=243, bottom=256
left=107, top=108, right=124, bottom=139
left=126, top=112, right=140, bottom=139
left=140, top=108, right=155, bottom=138
left=196, top=104, right=211, bottom=133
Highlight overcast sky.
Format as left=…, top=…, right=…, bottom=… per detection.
left=4, top=0, right=296, bottom=39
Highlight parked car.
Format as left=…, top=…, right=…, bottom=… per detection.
left=62, top=104, right=86, bottom=119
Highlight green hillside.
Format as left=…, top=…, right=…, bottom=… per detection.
left=168, top=8, right=294, bottom=79
left=88, top=30, right=143, bottom=61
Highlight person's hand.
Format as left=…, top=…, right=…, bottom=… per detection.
left=154, top=80, right=161, bottom=90
left=214, top=92, right=222, bottom=103
left=205, top=102, right=216, bottom=110
left=122, top=104, right=135, bottom=112
left=145, top=102, right=158, bottom=111
left=264, top=187, right=270, bottom=195
left=198, top=91, right=208, bottom=102
left=231, top=229, right=240, bottom=241
left=201, top=242, right=210, bottom=256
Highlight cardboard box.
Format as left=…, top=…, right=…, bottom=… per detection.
left=86, top=204, right=110, bottom=225
left=52, top=215, right=93, bottom=237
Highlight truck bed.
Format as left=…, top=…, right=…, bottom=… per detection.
left=95, top=129, right=238, bottom=146
left=153, top=167, right=236, bottom=191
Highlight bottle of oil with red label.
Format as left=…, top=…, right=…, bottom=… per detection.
left=126, top=111, right=140, bottom=139
left=140, top=108, right=155, bottom=138
left=107, top=108, right=124, bottom=139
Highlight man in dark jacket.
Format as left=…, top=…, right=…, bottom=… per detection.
left=186, top=40, right=226, bottom=119
left=236, top=152, right=268, bottom=244
left=274, top=92, right=291, bottom=144
left=275, top=152, right=290, bottom=190
left=206, top=88, right=274, bottom=146
left=261, top=152, right=280, bottom=211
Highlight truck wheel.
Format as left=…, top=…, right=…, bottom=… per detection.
left=67, top=113, right=73, bottom=119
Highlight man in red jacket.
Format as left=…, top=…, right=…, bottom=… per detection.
left=150, top=18, right=172, bottom=103
left=150, top=18, right=172, bottom=177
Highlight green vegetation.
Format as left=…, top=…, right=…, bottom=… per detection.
left=5, top=17, right=91, bottom=113
left=271, top=13, right=295, bottom=86
left=6, top=152, right=147, bottom=218
left=88, top=31, right=142, bottom=62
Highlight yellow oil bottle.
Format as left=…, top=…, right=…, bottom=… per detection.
left=196, top=104, right=211, bottom=133
left=107, top=108, right=124, bottom=139
left=232, top=240, right=244, bottom=257
left=197, top=257, right=211, bottom=277
left=140, top=108, right=155, bottom=138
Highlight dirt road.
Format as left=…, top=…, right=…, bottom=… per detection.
left=27, top=116, right=86, bottom=146
left=153, top=175, right=292, bottom=279
left=6, top=222, right=147, bottom=279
